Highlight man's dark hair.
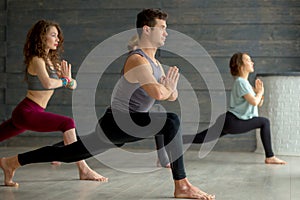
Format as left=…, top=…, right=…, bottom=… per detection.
left=136, top=8, right=168, bottom=36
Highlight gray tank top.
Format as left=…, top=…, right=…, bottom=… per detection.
left=111, top=49, right=163, bottom=112
left=27, top=66, right=59, bottom=90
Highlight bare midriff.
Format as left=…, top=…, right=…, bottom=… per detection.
left=26, top=90, right=54, bottom=109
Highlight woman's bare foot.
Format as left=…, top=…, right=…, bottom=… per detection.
left=174, top=178, right=215, bottom=199
left=0, top=157, right=19, bottom=187
left=156, top=159, right=171, bottom=168
left=79, top=165, right=108, bottom=182
left=51, top=161, right=61, bottom=166
left=265, top=156, right=287, bottom=165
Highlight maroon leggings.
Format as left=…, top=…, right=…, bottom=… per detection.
left=0, top=97, right=75, bottom=142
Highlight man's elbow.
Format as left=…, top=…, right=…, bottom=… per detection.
left=153, top=93, right=166, bottom=101
left=151, top=91, right=168, bottom=101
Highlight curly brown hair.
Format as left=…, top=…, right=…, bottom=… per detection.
left=23, top=19, right=64, bottom=80
left=229, top=52, right=246, bottom=76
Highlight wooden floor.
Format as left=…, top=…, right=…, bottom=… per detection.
left=0, top=147, right=299, bottom=200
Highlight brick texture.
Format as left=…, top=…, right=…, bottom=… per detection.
left=256, top=75, right=300, bottom=156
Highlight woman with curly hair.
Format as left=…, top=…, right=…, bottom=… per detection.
left=0, top=19, right=107, bottom=186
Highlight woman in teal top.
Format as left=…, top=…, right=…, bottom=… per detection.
left=155, top=52, right=286, bottom=165
left=182, top=52, right=287, bottom=164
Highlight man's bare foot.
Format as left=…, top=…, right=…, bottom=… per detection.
left=79, top=166, right=108, bottom=182
left=0, top=158, right=19, bottom=187
left=174, top=178, right=215, bottom=199
left=265, top=156, right=287, bottom=165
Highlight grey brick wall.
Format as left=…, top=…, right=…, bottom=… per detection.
left=0, top=0, right=299, bottom=152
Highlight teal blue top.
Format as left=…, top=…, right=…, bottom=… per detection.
left=228, top=77, right=258, bottom=120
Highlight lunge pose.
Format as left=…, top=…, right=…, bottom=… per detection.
left=0, top=9, right=215, bottom=200
left=0, top=19, right=107, bottom=186
left=181, top=52, right=286, bottom=165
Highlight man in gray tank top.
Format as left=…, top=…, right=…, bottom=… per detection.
left=99, top=8, right=215, bottom=200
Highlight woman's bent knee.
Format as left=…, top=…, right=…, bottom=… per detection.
left=61, top=117, right=76, bottom=132
left=261, top=117, right=270, bottom=127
